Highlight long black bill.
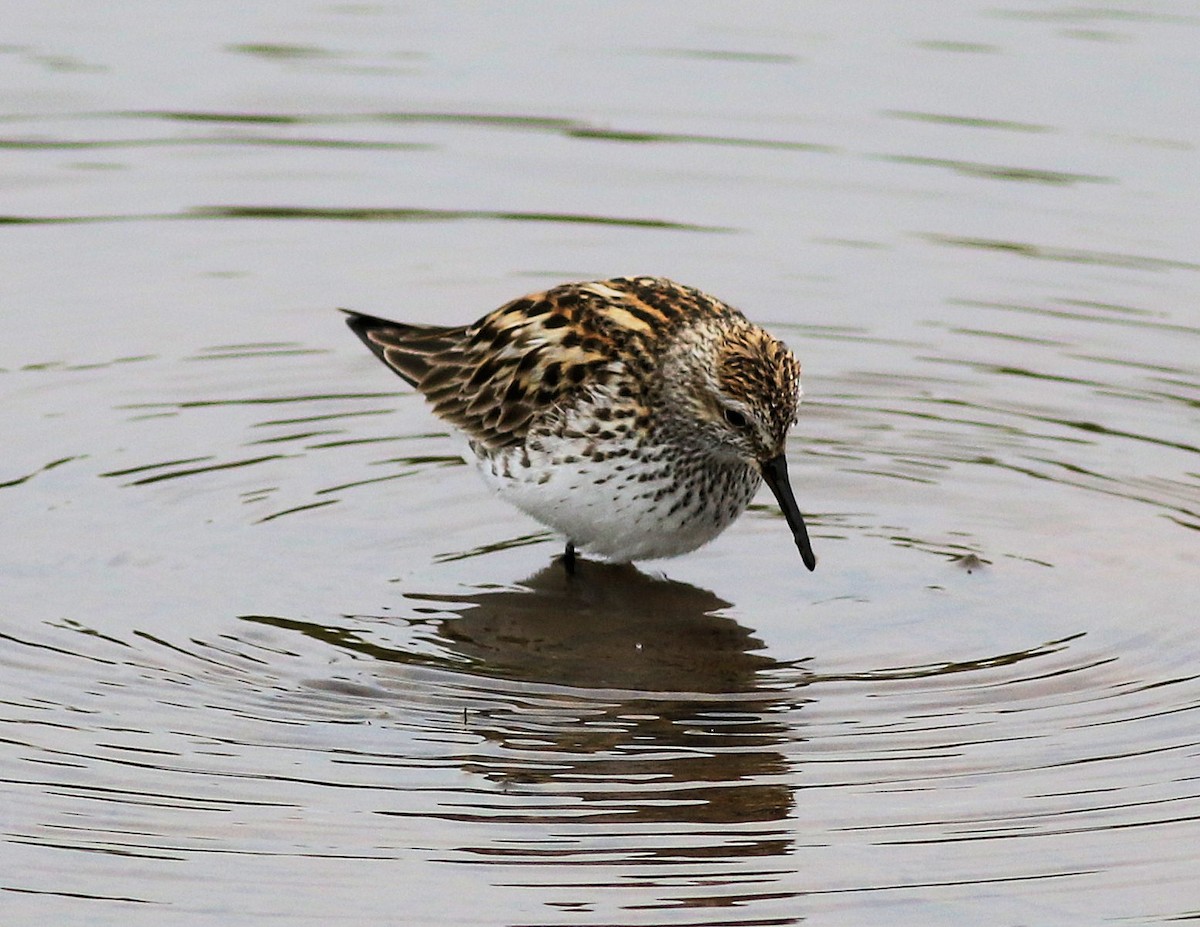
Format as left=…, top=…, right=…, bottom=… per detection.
left=760, top=454, right=817, bottom=571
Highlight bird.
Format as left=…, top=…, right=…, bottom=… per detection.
left=343, top=276, right=816, bottom=574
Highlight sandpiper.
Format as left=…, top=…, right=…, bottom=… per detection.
left=344, top=276, right=816, bottom=572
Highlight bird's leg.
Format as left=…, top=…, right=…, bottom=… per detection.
left=562, top=541, right=577, bottom=576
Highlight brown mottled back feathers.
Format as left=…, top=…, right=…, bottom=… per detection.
left=344, top=276, right=742, bottom=450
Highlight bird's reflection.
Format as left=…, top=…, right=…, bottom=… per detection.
left=403, top=560, right=799, bottom=841
left=409, top=558, right=776, bottom=692
left=246, top=561, right=803, bottom=884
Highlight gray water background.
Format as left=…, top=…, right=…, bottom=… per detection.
left=2, top=3, right=1198, bottom=924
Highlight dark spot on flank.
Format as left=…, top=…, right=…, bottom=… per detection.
left=543, top=313, right=570, bottom=329
left=566, top=365, right=587, bottom=385
left=508, top=298, right=536, bottom=316
left=541, top=362, right=562, bottom=387
left=504, top=380, right=525, bottom=403
left=536, top=388, right=557, bottom=404
left=560, top=330, right=582, bottom=348
left=581, top=337, right=602, bottom=353
left=517, top=350, right=540, bottom=372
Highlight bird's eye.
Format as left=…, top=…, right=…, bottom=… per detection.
left=723, top=407, right=748, bottom=429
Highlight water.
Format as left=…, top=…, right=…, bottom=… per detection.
left=2, top=2, right=1198, bottom=924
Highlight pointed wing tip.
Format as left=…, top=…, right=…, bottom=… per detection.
left=340, top=308, right=390, bottom=335
left=340, top=308, right=406, bottom=356
left=339, top=308, right=410, bottom=378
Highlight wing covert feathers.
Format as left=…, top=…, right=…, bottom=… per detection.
left=343, top=276, right=741, bottom=450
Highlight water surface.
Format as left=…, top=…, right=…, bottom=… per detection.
left=2, top=2, right=1198, bottom=925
